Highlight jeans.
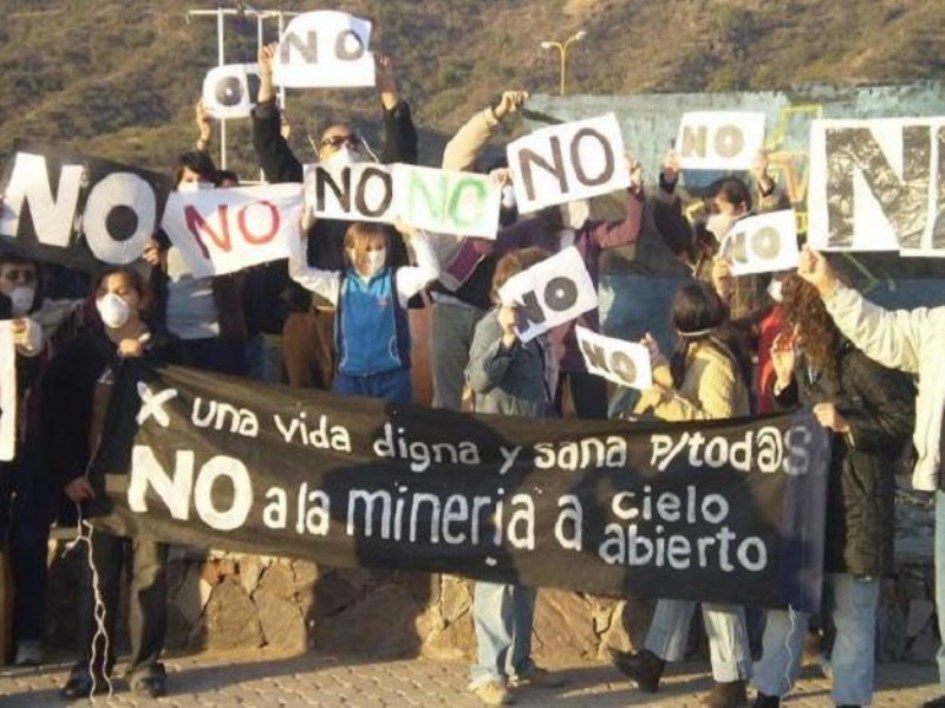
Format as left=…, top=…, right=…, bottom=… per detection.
left=936, top=490, right=945, bottom=686
left=430, top=302, right=485, bottom=411
left=470, top=582, right=537, bottom=687
left=333, top=368, right=412, bottom=405
left=71, top=530, right=168, bottom=682
left=244, top=333, right=283, bottom=383
left=753, top=573, right=878, bottom=705
left=645, top=599, right=751, bottom=682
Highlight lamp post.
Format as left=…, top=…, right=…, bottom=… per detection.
left=539, top=30, right=587, bottom=96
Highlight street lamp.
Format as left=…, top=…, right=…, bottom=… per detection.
left=539, top=30, right=587, bottom=96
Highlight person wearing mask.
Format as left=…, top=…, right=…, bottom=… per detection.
left=611, top=281, right=754, bottom=708
left=45, top=267, right=170, bottom=699
left=752, top=274, right=914, bottom=708
left=797, top=246, right=945, bottom=708
left=288, top=221, right=438, bottom=404
left=252, top=42, right=418, bottom=391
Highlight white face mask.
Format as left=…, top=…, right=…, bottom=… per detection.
left=177, top=180, right=214, bottom=193
left=322, top=147, right=360, bottom=169
left=7, top=286, right=35, bottom=316
left=560, top=200, right=589, bottom=230
left=767, top=278, right=784, bottom=303
left=363, top=249, right=386, bottom=277
left=501, top=185, right=517, bottom=209
left=706, top=212, right=735, bottom=240
left=96, top=293, right=131, bottom=329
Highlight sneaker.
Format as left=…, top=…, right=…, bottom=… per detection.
left=608, top=648, right=665, bottom=693
left=701, top=680, right=749, bottom=707
left=509, top=665, right=566, bottom=689
left=471, top=680, right=515, bottom=706
left=924, top=698, right=945, bottom=708
left=131, top=674, right=167, bottom=699
left=60, top=674, right=112, bottom=701
left=13, top=640, right=43, bottom=666
left=752, top=693, right=780, bottom=708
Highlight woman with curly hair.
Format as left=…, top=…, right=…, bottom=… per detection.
left=751, top=274, right=915, bottom=708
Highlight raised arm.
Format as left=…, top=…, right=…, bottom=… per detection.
left=253, top=43, right=303, bottom=183
left=442, top=91, right=528, bottom=171
left=586, top=157, right=646, bottom=249
left=375, top=56, right=418, bottom=165
left=393, top=226, right=441, bottom=302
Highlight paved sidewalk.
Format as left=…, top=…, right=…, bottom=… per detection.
left=0, top=650, right=940, bottom=706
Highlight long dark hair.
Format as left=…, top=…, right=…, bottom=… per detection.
left=669, top=281, right=752, bottom=391
left=779, top=273, right=842, bottom=381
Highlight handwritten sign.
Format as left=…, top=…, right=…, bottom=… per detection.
left=720, top=210, right=799, bottom=276
left=202, top=64, right=260, bottom=120
left=676, top=112, right=765, bottom=171
left=576, top=326, right=653, bottom=390
left=273, top=11, right=375, bottom=89
left=507, top=113, right=630, bottom=213
left=393, top=164, right=501, bottom=238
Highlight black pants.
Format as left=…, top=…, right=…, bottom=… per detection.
left=555, top=370, right=609, bottom=420
left=72, top=531, right=168, bottom=682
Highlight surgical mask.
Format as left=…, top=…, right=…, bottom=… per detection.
left=7, top=286, right=34, bottom=316
left=560, top=200, right=589, bottom=230
left=322, top=147, right=359, bottom=169
left=363, top=249, right=386, bottom=277
left=767, top=278, right=784, bottom=303
left=501, top=185, right=517, bottom=209
left=705, top=212, right=735, bottom=240
left=178, top=181, right=214, bottom=193
left=96, top=293, right=131, bottom=329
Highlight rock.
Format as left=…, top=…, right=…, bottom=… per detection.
left=254, top=589, right=306, bottom=650
left=239, top=556, right=265, bottom=596
left=291, top=560, right=319, bottom=589
left=595, top=599, right=633, bottom=657
left=199, top=578, right=214, bottom=609
left=313, top=584, right=424, bottom=658
left=439, top=576, right=473, bottom=625
left=531, top=590, right=598, bottom=661
left=906, top=599, right=935, bottom=638
left=303, top=568, right=370, bottom=620
left=258, top=562, right=296, bottom=601
left=203, top=577, right=264, bottom=650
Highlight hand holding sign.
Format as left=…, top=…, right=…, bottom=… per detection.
left=796, top=245, right=840, bottom=298
left=493, top=90, right=529, bottom=121
left=376, top=55, right=399, bottom=110
left=770, top=332, right=797, bottom=390
left=497, top=302, right=519, bottom=349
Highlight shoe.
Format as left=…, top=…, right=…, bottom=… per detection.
left=471, top=680, right=515, bottom=705
left=608, top=648, right=665, bottom=693
left=13, top=640, right=43, bottom=666
left=131, top=674, right=167, bottom=699
left=509, top=665, right=566, bottom=689
left=924, top=699, right=945, bottom=708
left=752, top=693, right=780, bottom=707
left=60, top=674, right=111, bottom=701
left=701, top=680, right=749, bottom=707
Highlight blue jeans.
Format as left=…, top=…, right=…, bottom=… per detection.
left=470, top=582, right=537, bottom=687
left=645, top=599, right=751, bottom=682
left=333, top=368, right=412, bottom=405
left=936, top=490, right=945, bottom=686
left=753, top=573, right=879, bottom=705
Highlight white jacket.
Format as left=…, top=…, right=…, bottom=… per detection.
left=824, top=285, right=945, bottom=491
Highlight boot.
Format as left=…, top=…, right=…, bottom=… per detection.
left=702, top=680, right=749, bottom=707
left=607, top=648, right=665, bottom=693
left=751, top=693, right=780, bottom=708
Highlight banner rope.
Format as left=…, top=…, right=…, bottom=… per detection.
left=781, top=604, right=798, bottom=697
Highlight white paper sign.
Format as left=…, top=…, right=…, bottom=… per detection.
left=161, top=184, right=303, bottom=278
left=497, top=246, right=598, bottom=343
left=719, top=210, right=800, bottom=276
left=304, top=163, right=395, bottom=224
left=808, top=118, right=945, bottom=254
left=0, top=321, right=16, bottom=462
left=202, top=64, right=260, bottom=120
left=576, top=326, right=653, bottom=390
left=273, top=11, right=375, bottom=89
left=392, top=164, right=501, bottom=238
left=507, top=113, right=630, bottom=214
left=676, top=111, right=766, bottom=170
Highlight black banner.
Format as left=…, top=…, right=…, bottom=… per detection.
left=0, top=141, right=172, bottom=271
left=92, top=363, right=831, bottom=611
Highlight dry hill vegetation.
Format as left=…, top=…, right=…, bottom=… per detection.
left=0, top=0, right=943, bottom=177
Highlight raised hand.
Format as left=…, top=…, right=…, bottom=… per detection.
left=797, top=245, right=840, bottom=297
left=661, top=149, right=681, bottom=185
left=770, top=331, right=797, bottom=389
left=492, top=90, right=529, bottom=121
left=376, top=55, right=399, bottom=110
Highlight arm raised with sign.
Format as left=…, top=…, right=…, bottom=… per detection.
left=377, top=55, right=418, bottom=165
left=253, top=43, right=304, bottom=183
left=442, top=91, right=528, bottom=171
left=584, top=156, right=645, bottom=250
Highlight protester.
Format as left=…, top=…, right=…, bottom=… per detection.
left=252, top=42, right=417, bottom=390
left=797, top=246, right=945, bottom=708
left=430, top=90, right=527, bottom=412
left=611, top=281, right=753, bottom=708
left=750, top=273, right=914, bottom=707
left=465, top=246, right=562, bottom=705
left=448, top=156, right=645, bottom=419
left=41, top=267, right=170, bottom=699
left=288, top=221, right=438, bottom=404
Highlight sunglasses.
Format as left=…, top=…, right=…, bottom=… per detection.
left=320, top=133, right=360, bottom=149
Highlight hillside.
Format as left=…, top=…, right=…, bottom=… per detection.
left=0, top=0, right=943, bottom=178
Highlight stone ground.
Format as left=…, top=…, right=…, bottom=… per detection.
left=0, top=651, right=940, bottom=707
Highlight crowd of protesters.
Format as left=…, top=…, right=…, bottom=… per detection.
left=0, top=38, right=940, bottom=708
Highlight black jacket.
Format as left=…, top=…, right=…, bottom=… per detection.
left=774, top=340, right=915, bottom=577
left=252, top=98, right=418, bottom=310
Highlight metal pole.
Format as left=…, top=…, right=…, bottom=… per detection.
left=559, top=45, right=566, bottom=96
left=216, top=9, right=227, bottom=170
